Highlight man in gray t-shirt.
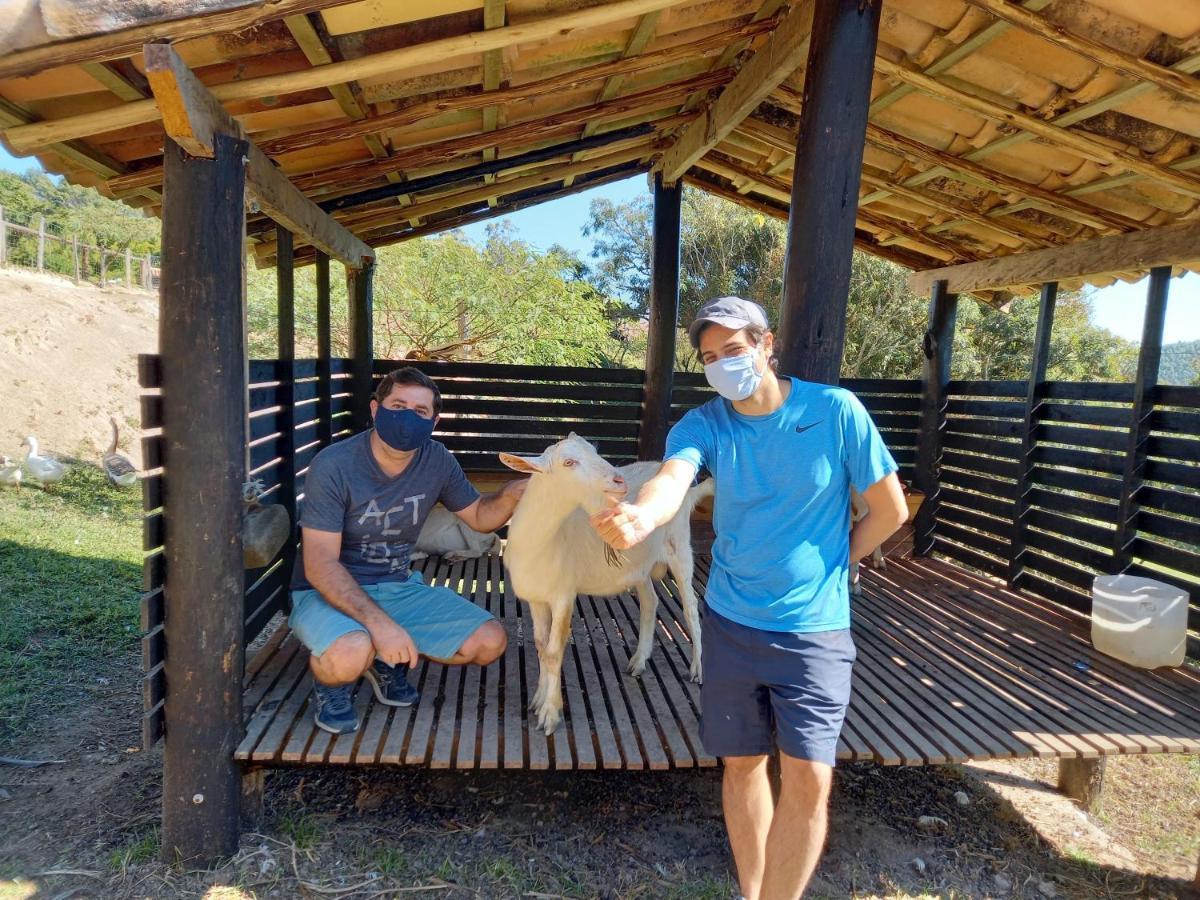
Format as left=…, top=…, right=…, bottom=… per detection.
left=289, top=367, right=525, bottom=735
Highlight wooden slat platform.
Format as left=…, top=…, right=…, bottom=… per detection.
left=235, top=552, right=1200, bottom=769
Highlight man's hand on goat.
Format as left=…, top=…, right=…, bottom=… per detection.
left=590, top=497, right=657, bottom=550
left=369, top=618, right=418, bottom=666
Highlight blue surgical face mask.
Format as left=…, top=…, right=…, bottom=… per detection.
left=704, top=349, right=765, bottom=401
left=374, top=406, right=435, bottom=452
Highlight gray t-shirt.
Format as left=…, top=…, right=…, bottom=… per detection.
left=290, top=431, right=480, bottom=590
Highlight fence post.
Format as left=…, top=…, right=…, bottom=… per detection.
left=125, top=247, right=133, bottom=289
left=1009, top=281, right=1058, bottom=588
left=0, top=205, right=6, bottom=268
left=72, top=235, right=81, bottom=283
left=100, top=249, right=108, bottom=288
left=143, top=253, right=152, bottom=289
left=37, top=215, right=45, bottom=272
left=1112, top=266, right=1170, bottom=574
left=913, top=279, right=958, bottom=557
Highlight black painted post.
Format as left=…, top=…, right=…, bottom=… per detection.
left=913, top=280, right=958, bottom=557
left=348, top=260, right=375, bottom=433
left=159, top=133, right=248, bottom=865
left=776, top=0, right=882, bottom=384
left=276, top=228, right=296, bottom=528
left=1009, top=281, right=1057, bottom=588
left=1112, top=266, right=1170, bottom=573
left=315, top=252, right=333, bottom=447
left=639, top=173, right=682, bottom=461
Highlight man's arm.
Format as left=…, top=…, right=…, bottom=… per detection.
left=453, top=478, right=528, bottom=533
left=591, top=458, right=697, bottom=550
left=849, top=473, right=907, bottom=565
left=302, top=528, right=417, bottom=665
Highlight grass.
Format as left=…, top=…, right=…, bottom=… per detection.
left=279, top=813, right=321, bottom=852
left=0, top=465, right=142, bottom=747
left=108, top=828, right=159, bottom=872
left=1095, top=754, right=1200, bottom=874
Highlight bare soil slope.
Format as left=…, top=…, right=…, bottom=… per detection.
left=0, top=267, right=156, bottom=469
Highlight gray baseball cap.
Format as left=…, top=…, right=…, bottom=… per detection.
left=687, top=296, right=769, bottom=348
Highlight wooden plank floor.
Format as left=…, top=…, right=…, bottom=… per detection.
left=235, top=552, right=1200, bottom=769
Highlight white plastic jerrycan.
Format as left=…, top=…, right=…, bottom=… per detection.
left=1091, top=574, right=1188, bottom=669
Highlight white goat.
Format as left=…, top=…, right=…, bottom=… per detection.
left=410, top=506, right=503, bottom=562
left=500, top=434, right=713, bottom=735
left=849, top=487, right=886, bottom=597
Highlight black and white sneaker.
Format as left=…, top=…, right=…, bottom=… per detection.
left=365, top=660, right=420, bottom=707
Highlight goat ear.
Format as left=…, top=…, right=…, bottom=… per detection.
left=567, top=431, right=578, bottom=440
left=499, top=452, right=543, bottom=474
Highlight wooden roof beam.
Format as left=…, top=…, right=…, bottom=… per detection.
left=479, top=0, right=508, bottom=204
left=657, top=1, right=814, bottom=184
left=873, top=55, right=1200, bottom=200
left=143, top=43, right=372, bottom=268
left=962, top=0, right=1200, bottom=106
left=909, top=218, right=1200, bottom=294
left=5, top=0, right=695, bottom=154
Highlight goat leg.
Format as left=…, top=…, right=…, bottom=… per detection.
left=534, top=602, right=573, bottom=735
left=872, top=546, right=887, bottom=570
left=528, top=602, right=551, bottom=712
left=626, top=581, right=658, bottom=678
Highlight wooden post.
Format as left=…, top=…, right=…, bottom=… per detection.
left=158, top=132, right=248, bottom=866
left=36, top=215, right=45, bottom=271
left=315, top=251, right=333, bottom=447
left=348, top=260, right=375, bottom=433
left=100, top=249, right=108, bottom=286
left=1009, top=281, right=1057, bottom=587
left=1058, top=757, right=1106, bottom=813
left=1112, top=266, right=1170, bottom=574
left=72, top=235, right=81, bottom=283
left=913, top=280, right=958, bottom=557
left=639, top=173, right=682, bottom=461
left=276, top=227, right=297, bottom=537
left=143, top=253, right=152, bottom=289
left=0, top=206, right=7, bottom=267
left=775, top=0, right=882, bottom=383
left=125, top=246, right=133, bottom=288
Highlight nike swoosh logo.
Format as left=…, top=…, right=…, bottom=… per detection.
left=795, top=421, right=823, bottom=434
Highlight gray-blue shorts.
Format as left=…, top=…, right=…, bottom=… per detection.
left=290, top=570, right=494, bottom=661
left=700, top=607, right=856, bottom=766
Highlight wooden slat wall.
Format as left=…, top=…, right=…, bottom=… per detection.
left=931, top=378, right=1198, bottom=657
left=373, top=360, right=647, bottom=470
left=139, top=353, right=355, bottom=748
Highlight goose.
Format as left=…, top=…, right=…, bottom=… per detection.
left=0, top=456, right=21, bottom=489
left=20, top=436, right=67, bottom=486
left=102, top=416, right=138, bottom=489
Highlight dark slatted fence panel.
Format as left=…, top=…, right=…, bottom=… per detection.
left=373, top=361, right=646, bottom=469
left=139, top=354, right=349, bottom=748
left=932, top=380, right=1025, bottom=579
left=1131, top=384, right=1200, bottom=645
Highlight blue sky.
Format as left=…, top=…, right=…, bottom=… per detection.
left=4, top=145, right=1196, bottom=343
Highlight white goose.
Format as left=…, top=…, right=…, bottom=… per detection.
left=21, top=436, right=67, bottom=486
left=102, top=417, right=138, bottom=489
left=0, top=455, right=21, bottom=489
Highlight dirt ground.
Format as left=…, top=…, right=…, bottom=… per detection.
left=0, top=267, right=155, bottom=468
left=1, top=641, right=1197, bottom=900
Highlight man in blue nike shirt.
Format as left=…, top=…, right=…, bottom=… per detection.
left=592, top=297, right=907, bottom=900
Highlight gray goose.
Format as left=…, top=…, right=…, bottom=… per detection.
left=102, top=417, right=138, bottom=488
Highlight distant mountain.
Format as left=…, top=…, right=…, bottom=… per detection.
left=1159, top=339, right=1200, bottom=386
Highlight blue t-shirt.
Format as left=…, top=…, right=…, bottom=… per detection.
left=665, top=377, right=897, bottom=633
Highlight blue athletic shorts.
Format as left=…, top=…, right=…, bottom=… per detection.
left=700, top=607, right=856, bottom=766
left=289, top=569, right=494, bottom=661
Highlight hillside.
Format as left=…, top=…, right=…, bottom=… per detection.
left=1160, top=339, right=1200, bottom=386
left=0, top=268, right=156, bottom=469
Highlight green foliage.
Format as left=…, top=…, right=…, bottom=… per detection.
left=249, top=224, right=624, bottom=367
left=0, top=171, right=159, bottom=253
left=1155, top=338, right=1200, bottom=386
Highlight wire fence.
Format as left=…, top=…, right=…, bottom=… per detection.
left=0, top=205, right=160, bottom=290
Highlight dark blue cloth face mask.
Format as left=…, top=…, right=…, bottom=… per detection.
left=374, top=406, right=435, bottom=451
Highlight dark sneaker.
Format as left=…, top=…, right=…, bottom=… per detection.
left=365, top=660, right=420, bottom=707
left=312, top=682, right=358, bottom=735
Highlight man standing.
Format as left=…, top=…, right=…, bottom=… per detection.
left=592, top=298, right=907, bottom=899
left=290, top=367, right=524, bottom=735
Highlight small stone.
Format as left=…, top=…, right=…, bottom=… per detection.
left=993, top=873, right=1012, bottom=893
left=1037, top=880, right=1057, bottom=898
left=0, top=788, right=10, bottom=801
left=954, top=791, right=970, bottom=807
left=917, top=815, right=948, bottom=831
left=912, top=857, right=926, bottom=874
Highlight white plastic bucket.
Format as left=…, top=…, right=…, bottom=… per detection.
left=1091, top=574, right=1188, bottom=669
